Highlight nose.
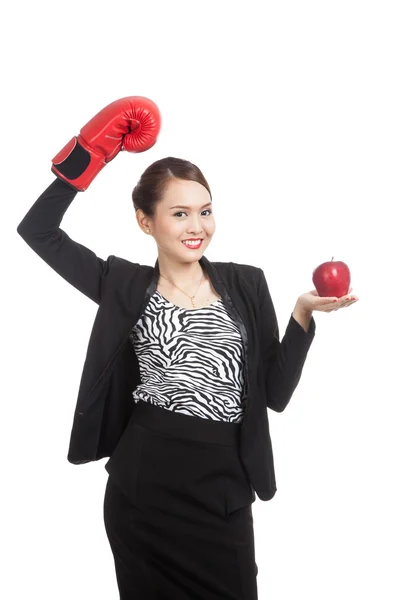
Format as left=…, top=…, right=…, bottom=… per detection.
left=186, top=218, right=204, bottom=235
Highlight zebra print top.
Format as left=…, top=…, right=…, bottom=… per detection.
left=128, top=289, right=246, bottom=423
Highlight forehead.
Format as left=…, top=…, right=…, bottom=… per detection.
left=161, top=179, right=211, bottom=209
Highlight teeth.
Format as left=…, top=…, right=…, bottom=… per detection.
left=183, top=240, right=201, bottom=246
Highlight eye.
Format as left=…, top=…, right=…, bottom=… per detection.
left=174, top=209, right=213, bottom=217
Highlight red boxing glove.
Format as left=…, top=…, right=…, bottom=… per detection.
left=51, top=96, right=161, bottom=191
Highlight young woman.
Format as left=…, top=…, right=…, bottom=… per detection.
left=16, top=97, right=358, bottom=600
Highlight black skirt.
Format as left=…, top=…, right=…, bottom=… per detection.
left=103, top=400, right=258, bottom=599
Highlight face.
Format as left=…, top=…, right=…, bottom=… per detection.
left=137, top=178, right=216, bottom=261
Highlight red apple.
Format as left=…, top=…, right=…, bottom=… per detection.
left=312, top=257, right=351, bottom=298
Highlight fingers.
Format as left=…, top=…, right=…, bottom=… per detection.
left=328, top=297, right=358, bottom=312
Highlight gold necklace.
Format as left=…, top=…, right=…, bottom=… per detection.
left=159, top=271, right=205, bottom=309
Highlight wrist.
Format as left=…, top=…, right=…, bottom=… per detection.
left=292, top=301, right=313, bottom=333
left=295, top=300, right=313, bottom=315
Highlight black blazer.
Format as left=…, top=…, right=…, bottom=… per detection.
left=16, top=177, right=316, bottom=502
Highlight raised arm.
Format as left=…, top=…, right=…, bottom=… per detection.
left=16, top=178, right=115, bottom=304
left=16, top=96, right=161, bottom=304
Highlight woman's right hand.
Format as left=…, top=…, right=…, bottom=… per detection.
left=51, top=96, right=162, bottom=191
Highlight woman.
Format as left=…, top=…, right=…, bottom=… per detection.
left=16, top=97, right=358, bottom=599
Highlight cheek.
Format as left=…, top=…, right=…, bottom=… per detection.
left=207, top=219, right=216, bottom=233
left=162, top=221, right=180, bottom=234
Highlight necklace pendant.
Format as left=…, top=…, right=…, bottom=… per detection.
left=191, top=296, right=196, bottom=308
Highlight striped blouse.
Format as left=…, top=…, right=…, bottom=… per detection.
left=128, top=289, right=246, bottom=423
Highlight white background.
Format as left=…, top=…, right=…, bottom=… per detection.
left=3, top=0, right=400, bottom=598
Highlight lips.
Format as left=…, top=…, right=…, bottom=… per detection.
left=182, top=239, right=203, bottom=248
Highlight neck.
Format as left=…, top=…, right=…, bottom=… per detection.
left=157, top=254, right=205, bottom=288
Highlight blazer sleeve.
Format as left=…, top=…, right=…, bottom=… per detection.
left=16, top=177, right=114, bottom=305
left=257, top=267, right=316, bottom=412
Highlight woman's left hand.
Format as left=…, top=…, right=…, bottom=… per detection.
left=297, top=287, right=359, bottom=313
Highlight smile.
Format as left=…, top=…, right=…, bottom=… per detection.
left=182, top=240, right=203, bottom=249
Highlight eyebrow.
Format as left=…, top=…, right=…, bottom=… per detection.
left=169, top=202, right=212, bottom=210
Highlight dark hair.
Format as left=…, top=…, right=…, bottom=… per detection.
left=132, top=157, right=212, bottom=219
